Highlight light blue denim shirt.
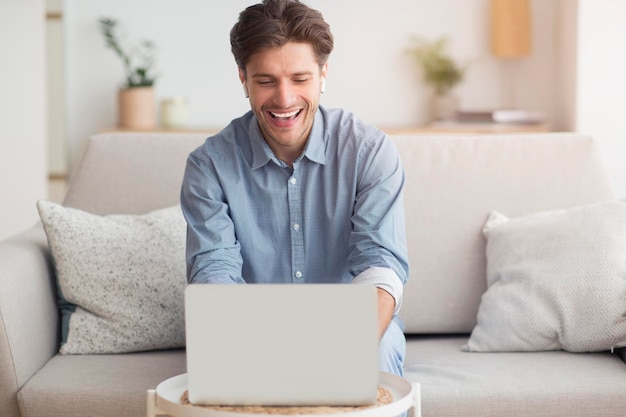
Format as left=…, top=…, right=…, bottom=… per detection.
left=180, top=106, right=409, bottom=310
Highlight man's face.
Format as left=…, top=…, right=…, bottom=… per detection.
left=240, top=42, right=327, bottom=163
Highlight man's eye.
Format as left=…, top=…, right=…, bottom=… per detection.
left=258, top=80, right=274, bottom=86
left=294, top=78, right=309, bottom=83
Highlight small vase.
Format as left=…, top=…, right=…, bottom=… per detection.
left=432, top=93, right=459, bottom=122
left=161, top=96, right=189, bottom=129
left=118, top=87, right=156, bottom=129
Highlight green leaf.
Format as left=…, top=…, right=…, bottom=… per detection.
left=407, top=35, right=465, bottom=95
left=98, top=16, right=158, bottom=89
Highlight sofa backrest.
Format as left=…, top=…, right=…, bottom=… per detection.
left=64, top=133, right=208, bottom=214
left=64, top=132, right=616, bottom=334
left=393, top=133, right=615, bottom=333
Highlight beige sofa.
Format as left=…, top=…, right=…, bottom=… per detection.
left=1, top=131, right=625, bottom=417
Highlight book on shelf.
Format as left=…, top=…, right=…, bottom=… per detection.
left=455, top=109, right=544, bottom=125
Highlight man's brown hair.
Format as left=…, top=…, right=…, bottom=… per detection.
left=230, top=0, right=334, bottom=71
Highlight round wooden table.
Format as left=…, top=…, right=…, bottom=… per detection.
left=147, top=372, right=420, bottom=417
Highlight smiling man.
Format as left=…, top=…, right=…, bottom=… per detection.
left=180, top=0, right=409, bottom=377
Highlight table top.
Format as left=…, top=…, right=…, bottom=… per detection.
left=154, top=372, right=417, bottom=417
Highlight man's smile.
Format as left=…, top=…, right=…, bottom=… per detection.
left=268, top=109, right=303, bottom=121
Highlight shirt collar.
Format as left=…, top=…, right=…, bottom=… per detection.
left=249, top=107, right=327, bottom=170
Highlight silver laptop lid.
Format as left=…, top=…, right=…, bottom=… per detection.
left=185, top=284, right=379, bottom=406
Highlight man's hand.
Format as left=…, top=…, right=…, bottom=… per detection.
left=376, top=287, right=395, bottom=340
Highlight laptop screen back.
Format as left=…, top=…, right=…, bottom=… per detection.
left=185, top=284, right=379, bottom=406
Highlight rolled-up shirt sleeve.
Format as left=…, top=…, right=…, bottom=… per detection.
left=352, top=266, right=405, bottom=314
left=348, top=133, right=409, bottom=314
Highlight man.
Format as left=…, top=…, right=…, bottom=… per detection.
left=180, top=0, right=409, bottom=377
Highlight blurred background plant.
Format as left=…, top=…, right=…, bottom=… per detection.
left=98, top=17, right=157, bottom=88
left=407, top=36, right=465, bottom=95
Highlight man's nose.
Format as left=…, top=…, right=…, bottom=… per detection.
left=274, top=82, right=296, bottom=107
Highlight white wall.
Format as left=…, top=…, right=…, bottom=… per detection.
left=63, top=0, right=562, bottom=169
left=576, top=0, right=626, bottom=198
left=0, top=0, right=47, bottom=240
left=47, top=1, right=67, bottom=176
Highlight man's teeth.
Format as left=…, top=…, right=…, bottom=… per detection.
left=271, top=110, right=300, bottom=118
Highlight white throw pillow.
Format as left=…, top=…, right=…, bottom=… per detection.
left=464, top=200, right=626, bottom=353
left=37, top=201, right=187, bottom=354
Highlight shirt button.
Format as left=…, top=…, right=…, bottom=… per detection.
left=295, top=271, right=303, bottom=279
left=290, top=177, right=297, bottom=185
left=293, top=223, right=300, bottom=231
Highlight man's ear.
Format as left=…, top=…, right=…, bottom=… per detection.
left=320, top=63, right=328, bottom=93
left=238, top=68, right=249, bottom=98
left=320, top=62, right=328, bottom=80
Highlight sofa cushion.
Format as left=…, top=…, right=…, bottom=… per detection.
left=403, top=336, right=626, bottom=417
left=17, top=350, right=186, bottom=417
left=464, top=200, right=626, bottom=352
left=37, top=201, right=187, bottom=354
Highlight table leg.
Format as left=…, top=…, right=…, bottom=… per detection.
left=147, top=389, right=167, bottom=417
left=411, top=383, right=421, bottom=417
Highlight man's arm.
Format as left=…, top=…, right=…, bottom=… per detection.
left=349, top=133, right=409, bottom=333
left=377, top=287, right=396, bottom=339
left=180, top=150, right=244, bottom=284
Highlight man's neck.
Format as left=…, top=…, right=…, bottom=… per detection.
left=264, top=135, right=310, bottom=168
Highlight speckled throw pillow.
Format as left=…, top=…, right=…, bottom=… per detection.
left=37, top=200, right=187, bottom=354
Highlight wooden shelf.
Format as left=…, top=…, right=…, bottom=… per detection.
left=382, top=122, right=551, bottom=135
left=101, top=127, right=220, bottom=134
left=104, top=122, right=550, bottom=136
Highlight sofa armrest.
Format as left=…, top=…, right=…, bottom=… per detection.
left=0, top=224, right=59, bottom=417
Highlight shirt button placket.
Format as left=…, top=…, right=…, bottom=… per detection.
left=287, top=173, right=304, bottom=282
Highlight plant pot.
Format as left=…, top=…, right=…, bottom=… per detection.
left=118, top=87, right=156, bottom=129
left=432, top=93, right=459, bottom=122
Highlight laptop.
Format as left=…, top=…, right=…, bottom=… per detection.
left=184, top=283, right=379, bottom=406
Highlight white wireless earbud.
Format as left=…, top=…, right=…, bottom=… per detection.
left=320, top=77, right=326, bottom=94
left=243, top=82, right=249, bottom=98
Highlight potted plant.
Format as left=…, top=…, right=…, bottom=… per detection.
left=407, top=36, right=466, bottom=121
left=98, top=17, right=158, bottom=129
